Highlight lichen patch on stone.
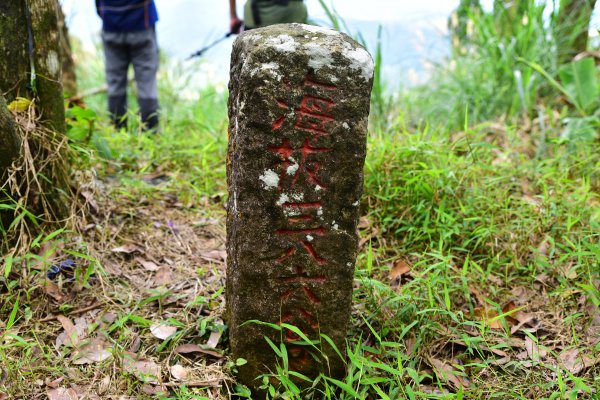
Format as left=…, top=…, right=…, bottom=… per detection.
left=276, top=193, right=290, bottom=206
left=266, top=34, right=298, bottom=53
left=291, top=192, right=305, bottom=201
left=342, top=46, right=374, bottom=81
left=259, top=62, right=282, bottom=80
left=304, top=42, right=334, bottom=72
left=302, top=24, right=340, bottom=36
left=259, top=169, right=279, bottom=190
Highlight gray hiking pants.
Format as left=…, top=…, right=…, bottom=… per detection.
left=102, top=27, right=159, bottom=130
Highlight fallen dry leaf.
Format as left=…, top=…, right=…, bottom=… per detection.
left=206, top=331, right=222, bottom=349
left=404, top=335, right=416, bottom=356
left=199, top=250, right=227, bottom=263
left=123, top=352, right=161, bottom=384
left=56, top=315, right=79, bottom=347
left=154, top=265, right=173, bottom=286
left=358, top=216, right=371, bottom=229
left=174, top=344, right=223, bottom=359
left=80, top=190, right=99, bottom=213
left=560, top=263, right=578, bottom=280
left=129, top=336, right=142, bottom=353
left=389, top=258, right=411, bottom=286
left=468, top=285, right=486, bottom=306
left=502, top=301, right=538, bottom=334
left=42, top=279, right=65, bottom=302
left=72, top=337, right=113, bottom=365
left=135, top=257, right=160, bottom=272
left=427, top=357, right=470, bottom=389
left=170, top=364, right=190, bottom=381
left=473, top=307, right=503, bottom=329
left=112, top=244, right=144, bottom=255
left=47, top=387, right=78, bottom=400
left=510, top=286, right=528, bottom=299
left=559, top=348, right=599, bottom=375
left=46, top=377, right=64, bottom=389
left=150, top=324, right=177, bottom=340
left=97, top=312, right=118, bottom=330
left=524, top=336, right=547, bottom=361
left=141, top=383, right=168, bottom=396
left=98, top=376, right=111, bottom=395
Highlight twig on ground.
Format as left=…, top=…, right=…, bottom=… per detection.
left=39, top=302, right=103, bottom=322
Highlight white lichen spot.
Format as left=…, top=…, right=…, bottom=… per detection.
left=332, top=221, right=339, bottom=230
left=303, top=25, right=340, bottom=36
left=317, top=207, right=323, bottom=216
left=277, top=193, right=290, bottom=206
left=259, top=169, right=279, bottom=190
left=260, top=62, right=282, bottom=80
left=347, top=262, right=353, bottom=267
left=306, top=235, right=314, bottom=242
left=286, top=157, right=299, bottom=176
left=304, top=42, right=334, bottom=72
left=284, top=207, right=301, bottom=217
left=343, top=122, right=350, bottom=130
left=266, top=34, right=298, bottom=53
left=291, top=192, right=305, bottom=201
left=46, top=51, right=60, bottom=76
left=352, top=201, right=359, bottom=207
left=330, top=75, right=339, bottom=83
left=342, top=46, right=374, bottom=81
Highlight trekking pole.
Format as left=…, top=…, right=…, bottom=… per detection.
left=187, top=32, right=235, bottom=60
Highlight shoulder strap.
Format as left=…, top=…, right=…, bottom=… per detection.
left=251, top=0, right=262, bottom=27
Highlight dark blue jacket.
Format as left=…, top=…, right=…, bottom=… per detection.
left=96, top=0, right=159, bottom=32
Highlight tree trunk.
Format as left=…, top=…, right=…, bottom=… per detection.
left=0, top=96, right=21, bottom=174
left=29, top=0, right=65, bottom=133
left=56, top=0, right=77, bottom=96
left=557, top=0, right=597, bottom=64
left=0, top=0, right=69, bottom=229
left=0, top=0, right=30, bottom=101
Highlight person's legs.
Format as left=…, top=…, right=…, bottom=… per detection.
left=130, top=28, right=160, bottom=131
left=102, top=31, right=130, bottom=130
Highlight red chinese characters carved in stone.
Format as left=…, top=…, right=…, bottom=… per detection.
left=269, top=138, right=329, bottom=190
left=272, top=76, right=338, bottom=139
left=268, top=76, right=340, bottom=372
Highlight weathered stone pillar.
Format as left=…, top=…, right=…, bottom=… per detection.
left=227, top=24, right=373, bottom=388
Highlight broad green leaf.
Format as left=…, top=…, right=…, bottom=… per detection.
left=324, top=376, right=361, bottom=398
left=559, top=57, right=599, bottom=114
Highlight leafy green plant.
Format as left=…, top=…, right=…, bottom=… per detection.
left=558, top=57, right=599, bottom=115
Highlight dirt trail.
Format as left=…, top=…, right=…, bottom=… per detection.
left=6, top=177, right=234, bottom=399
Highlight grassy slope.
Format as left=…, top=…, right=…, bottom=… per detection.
left=1, top=12, right=600, bottom=400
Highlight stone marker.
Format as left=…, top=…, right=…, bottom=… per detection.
left=227, top=23, right=374, bottom=388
